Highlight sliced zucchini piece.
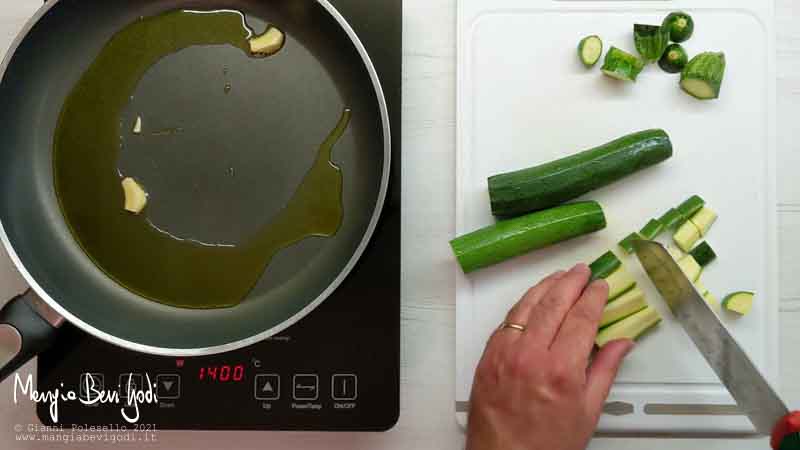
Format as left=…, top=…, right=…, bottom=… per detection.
left=659, top=43, right=689, bottom=74
left=659, top=208, right=686, bottom=231
left=673, top=220, right=701, bottom=252
left=596, top=306, right=661, bottom=348
left=619, top=232, right=642, bottom=254
left=639, top=218, right=665, bottom=240
left=689, top=206, right=718, bottom=236
left=704, top=291, right=721, bottom=310
left=666, top=245, right=685, bottom=261
left=605, top=266, right=637, bottom=300
left=676, top=195, right=705, bottom=219
left=689, top=241, right=717, bottom=267
left=677, top=255, right=702, bottom=282
left=681, top=52, right=726, bottom=100
left=723, top=291, right=755, bottom=316
left=601, top=47, right=645, bottom=82
left=600, top=287, right=647, bottom=328
left=590, top=251, right=622, bottom=280
left=662, top=12, right=694, bottom=43
left=694, top=279, right=709, bottom=296
left=633, top=24, right=671, bottom=64
left=578, top=35, right=604, bottom=68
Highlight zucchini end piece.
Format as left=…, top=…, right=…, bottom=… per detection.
left=681, top=52, right=726, bottom=100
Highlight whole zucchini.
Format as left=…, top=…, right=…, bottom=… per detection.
left=489, top=129, right=673, bottom=217
left=450, top=202, right=606, bottom=273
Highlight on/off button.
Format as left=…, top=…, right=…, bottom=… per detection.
left=331, top=374, right=357, bottom=401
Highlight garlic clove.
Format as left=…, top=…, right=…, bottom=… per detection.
left=122, top=177, right=148, bottom=214
left=249, top=27, right=285, bottom=57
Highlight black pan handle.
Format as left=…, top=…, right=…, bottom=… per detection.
left=0, top=289, right=63, bottom=382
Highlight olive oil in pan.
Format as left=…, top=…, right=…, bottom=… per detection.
left=53, top=10, right=349, bottom=309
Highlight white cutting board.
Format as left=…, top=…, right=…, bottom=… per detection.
left=455, top=0, right=776, bottom=434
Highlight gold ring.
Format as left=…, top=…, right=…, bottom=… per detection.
left=499, top=322, right=526, bottom=332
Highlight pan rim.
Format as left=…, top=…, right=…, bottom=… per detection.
left=0, top=0, right=392, bottom=355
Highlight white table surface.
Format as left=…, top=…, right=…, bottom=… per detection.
left=1, top=1, right=799, bottom=449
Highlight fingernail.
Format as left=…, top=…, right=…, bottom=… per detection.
left=591, top=278, right=609, bottom=290
left=571, top=263, right=589, bottom=273
left=622, top=340, right=635, bottom=356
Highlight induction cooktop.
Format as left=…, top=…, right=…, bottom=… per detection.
left=35, top=0, right=401, bottom=431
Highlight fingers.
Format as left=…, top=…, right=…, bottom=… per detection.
left=490, top=271, right=567, bottom=349
left=550, top=279, right=609, bottom=368
left=521, top=264, right=592, bottom=347
left=585, top=339, right=634, bottom=417
left=506, top=271, right=567, bottom=324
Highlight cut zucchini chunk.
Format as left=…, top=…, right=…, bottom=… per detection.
left=666, top=245, right=685, bottom=261
left=677, top=255, right=702, bottom=282
left=659, top=43, right=689, bottom=74
left=618, top=232, right=642, bottom=254
left=450, top=202, right=607, bottom=273
left=605, top=266, right=637, bottom=300
left=690, top=241, right=717, bottom=267
left=662, top=11, right=694, bottom=43
left=639, top=218, right=665, bottom=240
left=578, top=35, right=604, bottom=67
left=676, top=195, right=706, bottom=219
left=694, top=279, right=709, bottom=296
left=681, top=52, right=726, bottom=100
left=590, top=251, right=622, bottom=280
left=600, top=287, right=647, bottom=328
left=704, top=291, right=721, bottom=310
left=689, top=206, right=717, bottom=236
left=723, top=291, right=755, bottom=316
left=601, top=47, right=645, bottom=82
left=673, top=220, right=701, bottom=252
left=633, top=24, right=671, bottom=64
left=596, top=306, right=661, bottom=348
left=659, top=208, right=686, bottom=231
left=488, top=129, right=672, bottom=216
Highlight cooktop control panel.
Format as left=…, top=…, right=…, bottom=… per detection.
left=37, top=306, right=399, bottom=431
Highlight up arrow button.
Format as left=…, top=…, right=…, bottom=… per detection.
left=255, top=374, right=281, bottom=401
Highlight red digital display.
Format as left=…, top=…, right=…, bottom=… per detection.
left=198, top=364, right=245, bottom=382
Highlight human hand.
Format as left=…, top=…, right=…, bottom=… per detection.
left=465, top=264, right=634, bottom=450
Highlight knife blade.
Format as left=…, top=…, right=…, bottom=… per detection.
left=632, top=239, right=788, bottom=435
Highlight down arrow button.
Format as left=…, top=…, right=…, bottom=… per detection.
left=156, top=374, right=181, bottom=400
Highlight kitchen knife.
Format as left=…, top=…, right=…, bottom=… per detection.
left=632, top=240, right=800, bottom=449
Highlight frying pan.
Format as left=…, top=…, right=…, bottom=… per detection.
left=0, top=0, right=389, bottom=381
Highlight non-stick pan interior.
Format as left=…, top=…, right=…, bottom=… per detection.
left=0, top=0, right=388, bottom=351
